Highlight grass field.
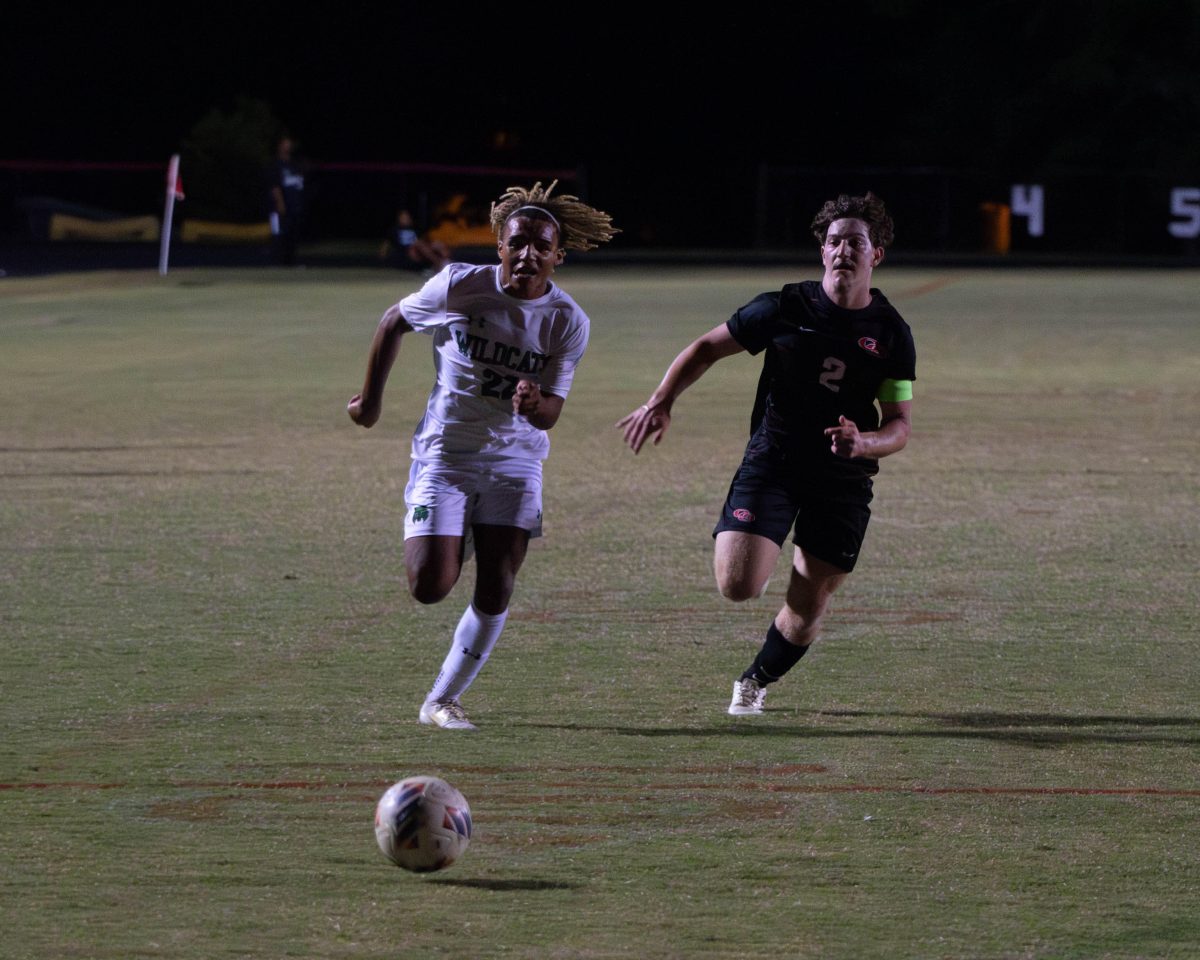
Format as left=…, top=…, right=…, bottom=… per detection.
left=2, top=263, right=1198, bottom=959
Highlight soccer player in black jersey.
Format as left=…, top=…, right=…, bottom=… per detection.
left=618, top=193, right=915, bottom=715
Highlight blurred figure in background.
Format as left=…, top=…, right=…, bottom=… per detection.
left=379, top=208, right=450, bottom=274
left=268, top=135, right=307, bottom=265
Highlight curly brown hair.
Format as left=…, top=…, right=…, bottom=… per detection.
left=489, top=181, right=619, bottom=252
left=810, top=192, right=895, bottom=249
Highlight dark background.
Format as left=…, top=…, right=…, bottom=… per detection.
left=4, top=2, right=1199, bottom=255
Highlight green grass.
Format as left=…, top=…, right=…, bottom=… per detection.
left=2, top=264, right=1198, bottom=959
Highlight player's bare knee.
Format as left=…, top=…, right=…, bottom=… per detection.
left=717, top=575, right=767, bottom=603
left=408, top=582, right=451, bottom=605
left=718, top=583, right=751, bottom=602
left=472, top=577, right=515, bottom=616
left=407, top=569, right=457, bottom=605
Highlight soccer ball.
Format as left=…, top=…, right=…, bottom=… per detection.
left=374, top=776, right=472, bottom=873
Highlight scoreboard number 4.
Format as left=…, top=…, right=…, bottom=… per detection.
left=1011, top=184, right=1045, bottom=237
left=1010, top=185, right=1200, bottom=240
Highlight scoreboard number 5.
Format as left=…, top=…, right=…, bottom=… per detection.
left=1168, top=188, right=1200, bottom=239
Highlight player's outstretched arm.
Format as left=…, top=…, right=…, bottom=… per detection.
left=617, top=323, right=745, bottom=454
left=824, top=400, right=912, bottom=459
left=348, top=303, right=412, bottom=428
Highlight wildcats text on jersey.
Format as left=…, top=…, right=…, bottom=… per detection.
left=453, top=326, right=549, bottom=376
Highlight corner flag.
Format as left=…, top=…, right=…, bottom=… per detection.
left=159, top=154, right=183, bottom=275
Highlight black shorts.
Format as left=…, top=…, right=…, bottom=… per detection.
left=712, top=452, right=873, bottom=572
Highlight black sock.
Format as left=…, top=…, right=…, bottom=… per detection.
left=741, top=622, right=808, bottom=685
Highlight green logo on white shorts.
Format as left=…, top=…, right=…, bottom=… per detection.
left=412, top=505, right=431, bottom=523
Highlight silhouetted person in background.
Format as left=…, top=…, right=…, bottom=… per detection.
left=268, top=136, right=306, bottom=265
left=379, top=208, right=450, bottom=274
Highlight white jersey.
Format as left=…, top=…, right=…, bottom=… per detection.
left=398, top=263, right=590, bottom=462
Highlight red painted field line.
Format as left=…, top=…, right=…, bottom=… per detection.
left=0, top=160, right=164, bottom=172
left=2, top=780, right=1197, bottom=798
left=0, top=782, right=127, bottom=790
left=896, top=276, right=960, bottom=300
left=0, top=159, right=577, bottom=178
left=768, top=784, right=1200, bottom=797
left=313, top=161, right=577, bottom=178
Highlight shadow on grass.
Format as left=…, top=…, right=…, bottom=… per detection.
left=426, top=878, right=582, bottom=891
left=828, top=709, right=1200, bottom=728
left=0, top=442, right=239, bottom=452
left=519, top=710, right=1200, bottom=746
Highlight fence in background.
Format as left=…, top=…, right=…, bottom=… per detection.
left=2, top=160, right=1198, bottom=258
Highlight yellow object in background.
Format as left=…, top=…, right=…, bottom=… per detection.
left=179, top=220, right=273, bottom=244
left=48, top=213, right=160, bottom=242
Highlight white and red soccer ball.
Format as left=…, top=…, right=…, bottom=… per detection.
left=374, top=776, right=472, bottom=873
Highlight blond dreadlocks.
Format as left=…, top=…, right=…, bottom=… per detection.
left=489, top=181, right=618, bottom=252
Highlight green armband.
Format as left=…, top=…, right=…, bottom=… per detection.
left=877, top=379, right=913, bottom=402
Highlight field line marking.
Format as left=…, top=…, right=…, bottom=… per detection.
left=894, top=276, right=959, bottom=300
left=3, top=780, right=1198, bottom=798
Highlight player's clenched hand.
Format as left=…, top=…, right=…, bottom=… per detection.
left=512, top=380, right=542, bottom=418
left=348, top=393, right=381, bottom=428
left=824, top=415, right=863, bottom=458
left=616, top=403, right=671, bottom=454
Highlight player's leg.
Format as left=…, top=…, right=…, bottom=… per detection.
left=420, top=525, right=529, bottom=731
left=420, top=460, right=541, bottom=730
left=404, top=535, right=464, bottom=604
left=776, top=547, right=849, bottom=646
left=728, top=478, right=871, bottom=716
left=470, top=523, right=530, bottom=614
left=713, top=530, right=780, bottom=601
left=402, top=460, right=470, bottom=604
left=729, top=548, right=849, bottom=716
left=711, top=456, right=793, bottom=601
left=402, top=459, right=481, bottom=729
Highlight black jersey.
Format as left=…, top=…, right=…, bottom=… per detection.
left=726, top=280, right=916, bottom=480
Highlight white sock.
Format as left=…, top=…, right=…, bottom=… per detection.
left=426, top=604, right=508, bottom=703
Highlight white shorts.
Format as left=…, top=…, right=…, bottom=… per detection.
left=403, top=458, right=544, bottom=540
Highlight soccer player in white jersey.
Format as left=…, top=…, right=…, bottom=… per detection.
left=348, top=182, right=617, bottom=730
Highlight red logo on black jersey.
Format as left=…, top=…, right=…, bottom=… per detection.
left=858, top=336, right=882, bottom=356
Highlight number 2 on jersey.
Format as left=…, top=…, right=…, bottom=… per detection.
left=481, top=368, right=520, bottom=400
left=819, top=357, right=846, bottom=393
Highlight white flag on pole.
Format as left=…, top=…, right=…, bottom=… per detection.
left=158, top=154, right=184, bottom=275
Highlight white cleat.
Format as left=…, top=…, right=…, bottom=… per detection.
left=419, top=699, right=478, bottom=731
left=727, top=677, right=767, bottom=716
